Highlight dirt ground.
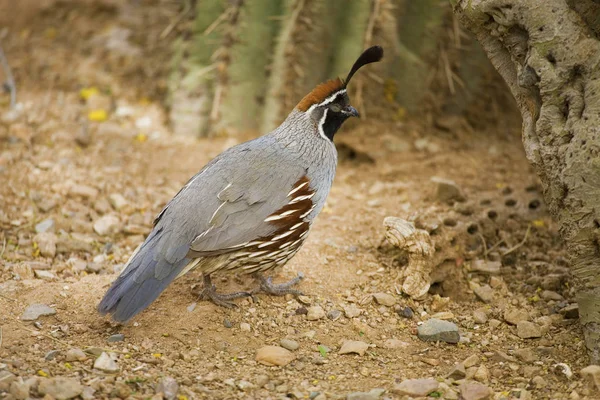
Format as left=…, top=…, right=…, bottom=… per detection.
left=0, top=1, right=596, bottom=400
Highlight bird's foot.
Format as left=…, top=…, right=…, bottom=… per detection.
left=196, top=275, right=253, bottom=308
left=253, top=272, right=305, bottom=296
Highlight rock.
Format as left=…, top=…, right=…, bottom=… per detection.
left=517, top=321, right=543, bottom=339
left=21, top=304, right=56, bottom=321
left=237, top=380, right=255, bottom=391
left=107, top=334, right=124, bottom=343
left=38, top=377, right=83, bottom=400
left=93, top=215, right=120, bottom=236
left=458, top=382, right=491, bottom=400
left=69, top=184, right=98, bottom=199
left=327, top=309, right=342, bottom=321
left=474, top=365, right=490, bottom=383
left=280, top=339, right=299, bottom=351
left=504, top=308, right=529, bottom=325
left=373, top=293, right=396, bottom=307
left=65, top=348, right=87, bottom=362
left=346, top=388, right=386, bottom=400
left=383, top=339, right=410, bottom=349
left=531, top=375, right=546, bottom=388
left=431, top=176, right=465, bottom=203
left=417, top=318, right=460, bottom=343
left=156, top=376, right=179, bottom=400
left=514, top=348, right=536, bottom=363
left=339, top=340, right=369, bottom=356
left=397, top=306, right=414, bottom=319
left=0, top=370, right=16, bottom=391
left=447, top=363, right=467, bottom=379
left=463, top=354, right=480, bottom=368
left=35, top=219, right=55, bottom=233
left=560, top=303, right=579, bottom=319
left=45, top=350, right=61, bottom=361
left=256, top=346, right=295, bottom=366
left=393, top=378, right=439, bottom=396
left=471, top=260, right=501, bottom=275
left=540, top=290, right=563, bottom=301
left=472, top=309, right=488, bottom=324
left=10, top=378, right=31, bottom=399
left=57, top=237, right=94, bottom=254
left=343, top=303, right=362, bottom=318
left=240, top=322, right=251, bottom=332
left=488, top=319, right=502, bottom=330
left=12, top=263, right=34, bottom=280
left=430, top=294, right=450, bottom=312
left=93, top=352, right=119, bottom=373
left=108, top=193, right=128, bottom=210
left=34, top=269, right=56, bottom=280
left=472, top=284, right=494, bottom=303
left=581, top=365, right=600, bottom=390
left=34, top=232, right=57, bottom=258
left=306, top=305, right=326, bottom=320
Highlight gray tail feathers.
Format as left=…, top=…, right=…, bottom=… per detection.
left=97, top=231, right=189, bottom=323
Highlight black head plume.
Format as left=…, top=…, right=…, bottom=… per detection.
left=343, top=46, right=384, bottom=88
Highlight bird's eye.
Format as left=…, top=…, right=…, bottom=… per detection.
left=330, top=103, right=342, bottom=113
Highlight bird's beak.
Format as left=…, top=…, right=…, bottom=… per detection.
left=343, top=105, right=360, bottom=118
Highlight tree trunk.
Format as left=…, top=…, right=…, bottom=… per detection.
left=453, top=0, right=600, bottom=363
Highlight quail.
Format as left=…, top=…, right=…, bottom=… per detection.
left=98, top=46, right=384, bottom=322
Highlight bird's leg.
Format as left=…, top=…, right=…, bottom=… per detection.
left=196, top=274, right=253, bottom=308
left=253, top=272, right=305, bottom=296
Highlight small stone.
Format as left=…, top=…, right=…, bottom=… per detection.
left=431, top=176, right=465, bottom=203
left=430, top=294, right=450, bottom=312
left=581, top=365, right=600, bottom=390
left=447, top=363, right=467, bottom=379
left=344, top=303, right=362, bottom=318
left=393, top=378, right=439, bottom=396
left=240, top=322, right=251, bottom=332
left=34, top=232, right=57, bottom=258
left=156, top=376, right=179, bottom=400
left=297, top=295, right=312, bottom=305
left=0, top=370, right=16, bottom=391
left=38, top=377, right=83, bottom=400
left=458, top=382, right=491, bottom=400
left=34, top=269, right=56, bottom=280
left=108, top=193, right=128, bottom=210
left=280, top=339, right=300, bottom=351
left=417, top=318, right=460, bottom=343
left=473, top=309, right=488, bottom=324
left=339, top=340, right=369, bottom=356
left=382, top=338, right=410, bottom=349
left=540, top=290, right=563, bottom=301
left=107, top=334, right=124, bottom=342
left=21, top=304, right=56, bottom=321
left=514, top=347, right=536, bottom=363
left=488, top=319, right=501, bottom=330
left=504, top=308, right=529, bottom=325
left=531, top=375, right=546, bottom=388
left=93, top=215, right=120, bottom=236
left=113, top=381, right=131, bottom=398
left=69, top=184, right=98, bottom=199
left=327, top=309, right=342, bottom=321
left=223, top=319, right=232, bottom=328
left=93, top=352, right=119, bottom=373
left=237, top=380, right=255, bottom=391
left=474, top=364, right=490, bottom=382
left=35, top=219, right=55, bottom=233
left=471, top=260, right=501, bottom=275
left=45, top=350, right=61, bottom=361
left=554, top=363, right=573, bottom=379
left=463, top=354, right=480, bottom=368
left=254, top=374, right=270, bottom=388
left=306, top=305, right=326, bottom=320
left=346, top=388, right=386, bottom=400
left=10, top=379, right=31, bottom=399
left=373, top=293, right=396, bottom=307
left=256, top=346, right=295, bottom=366
left=65, top=348, right=87, bottom=362
left=560, top=303, right=579, bottom=319
left=397, top=306, right=414, bottom=319
left=517, top=321, right=543, bottom=339
left=472, top=284, right=494, bottom=303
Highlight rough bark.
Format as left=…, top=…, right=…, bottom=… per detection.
left=453, top=0, right=600, bottom=362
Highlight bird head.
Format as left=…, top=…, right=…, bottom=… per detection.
left=296, top=46, right=384, bottom=141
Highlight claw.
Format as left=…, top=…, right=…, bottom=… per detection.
left=253, top=272, right=305, bottom=296
left=196, top=275, right=252, bottom=308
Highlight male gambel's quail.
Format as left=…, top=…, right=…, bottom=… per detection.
left=98, top=46, right=384, bottom=322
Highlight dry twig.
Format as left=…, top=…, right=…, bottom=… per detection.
left=502, top=225, right=531, bottom=256
left=160, top=0, right=192, bottom=39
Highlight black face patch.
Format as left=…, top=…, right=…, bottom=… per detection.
left=317, top=91, right=352, bottom=141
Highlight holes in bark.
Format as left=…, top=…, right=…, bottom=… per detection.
left=546, top=52, right=556, bottom=65
left=529, top=199, right=541, bottom=209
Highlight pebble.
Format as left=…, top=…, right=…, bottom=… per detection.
left=504, top=308, right=529, bottom=325
left=472, top=284, right=494, bottom=303
left=560, top=303, right=579, bottom=319
left=34, top=269, right=56, bottom=280
left=372, top=293, right=396, bottom=307
left=417, top=318, right=460, bottom=343
left=540, top=290, right=563, bottom=301
left=343, top=303, right=362, bottom=318
left=397, top=306, right=414, bottom=319
left=38, top=377, right=83, bottom=400
left=514, top=347, right=536, bottom=363
left=339, top=340, right=369, bottom=356
left=474, top=364, right=490, bottom=382
left=0, top=371, right=16, bottom=391
left=488, top=319, right=502, bottom=330
left=327, top=309, right=342, bottom=321
left=10, top=378, right=31, bottom=399
left=473, top=309, right=488, bottom=324
left=393, top=378, right=439, bottom=396
left=471, top=260, right=501, bottom=275
left=240, top=322, right=251, bottom=332
left=431, top=176, right=465, bottom=203
left=108, top=193, right=128, bottom=210
left=463, top=354, right=480, bottom=368
left=93, top=215, right=120, bottom=236
left=280, top=339, right=300, bottom=351
left=156, top=376, right=179, bottom=400
left=223, top=319, right=232, bottom=328
left=69, top=184, right=98, bottom=199
left=382, top=338, right=410, bottom=349
left=307, top=305, right=326, bottom=320
left=532, top=375, right=547, bottom=387
left=554, top=363, right=573, bottom=379
left=458, top=382, right=491, bottom=400
left=346, top=388, right=386, bottom=400
left=21, top=304, right=56, bottom=321
left=517, top=321, right=543, bottom=339
left=45, top=350, right=61, bottom=361
left=430, top=294, right=450, bottom=312
left=447, top=363, right=467, bottom=379
left=297, top=295, right=312, bottom=305
left=65, top=348, right=87, bottom=362
left=256, top=346, right=295, bottom=366
left=581, top=365, right=600, bottom=390
left=93, top=352, right=119, bottom=373
left=34, top=232, right=57, bottom=258
left=107, top=334, right=124, bottom=342
left=35, top=218, right=55, bottom=233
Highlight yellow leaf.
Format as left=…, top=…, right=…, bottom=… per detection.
left=177, top=396, right=189, bottom=400
left=37, top=370, right=49, bottom=377
left=495, top=182, right=506, bottom=189
left=80, top=87, right=99, bottom=100
left=139, top=97, right=151, bottom=106
left=64, top=362, right=73, bottom=369
left=533, top=220, right=545, bottom=227
left=44, top=27, right=57, bottom=39
left=88, top=109, right=108, bottom=122
left=135, top=133, right=148, bottom=143
left=152, top=353, right=162, bottom=358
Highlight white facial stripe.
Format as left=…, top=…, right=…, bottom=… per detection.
left=306, top=89, right=347, bottom=114
left=317, top=109, right=328, bottom=141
